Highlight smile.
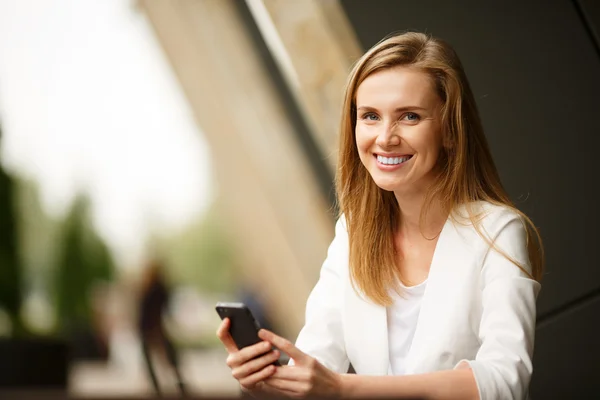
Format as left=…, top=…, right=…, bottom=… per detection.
left=376, top=155, right=412, bottom=165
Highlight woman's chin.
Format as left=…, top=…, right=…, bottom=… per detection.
left=372, top=179, right=401, bottom=192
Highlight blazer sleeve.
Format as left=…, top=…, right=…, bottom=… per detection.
left=289, top=216, right=350, bottom=373
left=454, top=211, right=541, bottom=400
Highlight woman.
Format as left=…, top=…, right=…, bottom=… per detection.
left=217, top=31, right=543, bottom=400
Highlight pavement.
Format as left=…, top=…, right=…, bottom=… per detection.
left=69, top=347, right=240, bottom=398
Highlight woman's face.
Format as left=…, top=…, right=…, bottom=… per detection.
left=355, top=66, right=443, bottom=195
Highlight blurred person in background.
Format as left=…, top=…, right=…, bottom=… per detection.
left=218, top=31, right=544, bottom=400
left=137, top=257, right=185, bottom=396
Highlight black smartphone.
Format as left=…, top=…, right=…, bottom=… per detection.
left=215, top=302, right=281, bottom=365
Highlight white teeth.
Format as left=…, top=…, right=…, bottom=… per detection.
left=377, top=155, right=411, bottom=165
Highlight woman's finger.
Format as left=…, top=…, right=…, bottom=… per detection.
left=238, top=364, right=277, bottom=388
left=216, top=318, right=238, bottom=353
left=231, top=349, right=280, bottom=379
left=226, top=340, right=273, bottom=367
left=264, top=377, right=307, bottom=395
left=259, top=329, right=307, bottom=363
left=251, top=381, right=299, bottom=398
left=270, top=365, right=307, bottom=380
left=262, top=381, right=304, bottom=398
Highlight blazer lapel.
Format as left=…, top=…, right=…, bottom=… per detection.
left=403, top=217, right=455, bottom=374
left=344, top=282, right=389, bottom=375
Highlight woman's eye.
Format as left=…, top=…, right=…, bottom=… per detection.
left=403, top=112, right=420, bottom=122
left=362, top=113, right=379, bottom=121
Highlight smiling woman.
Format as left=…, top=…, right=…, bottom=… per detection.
left=217, top=31, right=544, bottom=400
left=355, top=67, right=443, bottom=195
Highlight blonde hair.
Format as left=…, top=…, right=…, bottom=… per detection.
left=335, top=32, right=544, bottom=306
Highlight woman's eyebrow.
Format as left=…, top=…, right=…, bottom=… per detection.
left=356, top=105, right=428, bottom=112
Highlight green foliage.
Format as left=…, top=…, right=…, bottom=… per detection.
left=54, top=195, right=115, bottom=332
left=14, top=179, right=62, bottom=294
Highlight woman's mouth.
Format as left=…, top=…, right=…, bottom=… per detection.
left=376, top=154, right=412, bottom=165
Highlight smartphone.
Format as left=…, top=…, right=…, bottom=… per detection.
left=215, top=302, right=281, bottom=365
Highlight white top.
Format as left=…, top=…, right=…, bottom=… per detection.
left=387, top=279, right=428, bottom=375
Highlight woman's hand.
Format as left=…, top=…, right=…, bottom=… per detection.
left=216, top=318, right=279, bottom=392
left=259, top=329, right=342, bottom=398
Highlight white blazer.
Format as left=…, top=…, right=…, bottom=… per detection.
left=292, top=202, right=541, bottom=400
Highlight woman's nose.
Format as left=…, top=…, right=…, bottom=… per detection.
left=376, top=122, right=401, bottom=147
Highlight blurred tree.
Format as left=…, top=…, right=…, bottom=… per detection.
left=15, top=179, right=61, bottom=287
left=13, top=179, right=62, bottom=334
left=0, top=126, right=25, bottom=335
left=54, top=195, right=115, bottom=338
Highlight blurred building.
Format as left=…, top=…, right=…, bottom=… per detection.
left=139, top=0, right=362, bottom=339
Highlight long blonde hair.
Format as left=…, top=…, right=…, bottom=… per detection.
left=336, top=32, right=544, bottom=306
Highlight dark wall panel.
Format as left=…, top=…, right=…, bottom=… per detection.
left=341, top=0, right=600, bottom=318
left=531, top=296, right=600, bottom=398
left=579, top=0, right=600, bottom=46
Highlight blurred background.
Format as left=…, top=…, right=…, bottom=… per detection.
left=0, top=0, right=598, bottom=398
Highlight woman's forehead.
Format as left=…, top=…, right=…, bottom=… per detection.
left=356, top=67, right=440, bottom=109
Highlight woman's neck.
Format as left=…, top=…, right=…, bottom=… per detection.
left=394, top=189, right=446, bottom=240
